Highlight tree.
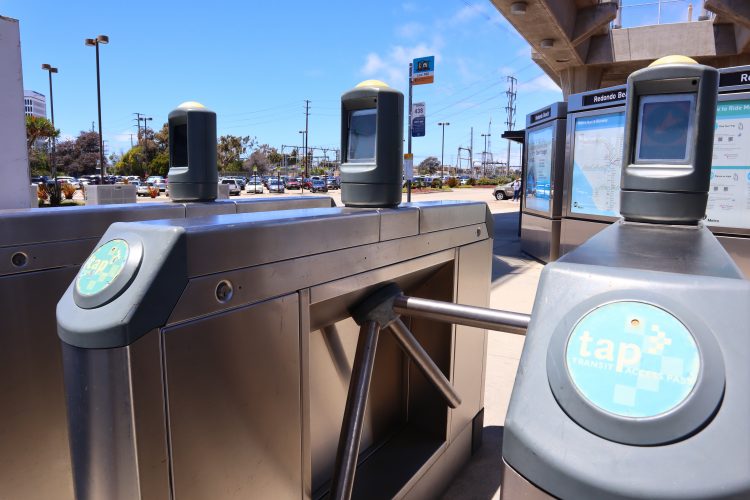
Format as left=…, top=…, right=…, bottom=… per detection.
left=418, top=156, right=441, bottom=175
left=56, top=131, right=108, bottom=176
left=217, top=135, right=255, bottom=172
left=25, top=116, right=58, bottom=158
left=243, top=144, right=280, bottom=175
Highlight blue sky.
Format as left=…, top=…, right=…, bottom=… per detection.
left=5, top=0, right=698, bottom=166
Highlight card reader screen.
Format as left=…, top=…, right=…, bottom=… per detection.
left=636, top=94, right=694, bottom=163
left=348, top=109, right=376, bottom=162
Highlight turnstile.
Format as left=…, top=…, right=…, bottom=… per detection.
left=56, top=201, right=492, bottom=499
left=0, top=196, right=334, bottom=500
left=520, top=102, right=567, bottom=262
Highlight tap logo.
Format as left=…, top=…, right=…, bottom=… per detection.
left=565, top=301, right=700, bottom=418
left=76, top=239, right=130, bottom=296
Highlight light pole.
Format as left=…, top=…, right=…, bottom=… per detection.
left=85, top=35, right=109, bottom=183
left=41, top=64, right=58, bottom=188
left=298, top=130, right=307, bottom=175
left=438, top=122, right=450, bottom=179
left=481, top=133, right=490, bottom=177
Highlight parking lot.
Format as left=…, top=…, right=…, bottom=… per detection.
left=132, top=184, right=522, bottom=215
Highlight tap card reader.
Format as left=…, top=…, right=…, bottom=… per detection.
left=340, top=80, right=403, bottom=208
left=167, top=101, right=218, bottom=202
left=620, top=56, right=719, bottom=224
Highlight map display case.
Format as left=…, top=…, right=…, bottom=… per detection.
left=561, top=86, right=627, bottom=256
left=521, top=102, right=567, bottom=262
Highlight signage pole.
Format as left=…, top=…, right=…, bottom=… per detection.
left=407, top=63, right=413, bottom=202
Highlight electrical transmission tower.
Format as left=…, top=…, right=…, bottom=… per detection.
left=504, top=76, right=517, bottom=176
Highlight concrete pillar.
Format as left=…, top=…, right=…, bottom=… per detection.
left=558, top=66, right=604, bottom=98
left=0, top=16, right=32, bottom=209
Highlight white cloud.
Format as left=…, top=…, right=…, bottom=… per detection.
left=396, top=21, right=425, bottom=39
left=518, top=74, right=561, bottom=93
left=360, top=39, right=443, bottom=88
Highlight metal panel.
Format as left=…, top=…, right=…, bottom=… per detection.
left=378, top=206, right=419, bottom=240
left=0, top=237, right=96, bottom=277
left=163, top=294, right=302, bottom=500
left=0, top=203, right=185, bottom=247
left=234, top=195, right=334, bottom=213
left=521, top=213, right=561, bottom=263
left=559, top=218, right=609, bottom=257
left=450, top=240, right=491, bottom=441
left=522, top=117, right=567, bottom=219
left=176, top=209, right=382, bottom=277
left=183, top=200, right=237, bottom=217
left=717, top=235, right=750, bottom=278
left=167, top=225, right=488, bottom=325
left=0, top=266, right=77, bottom=500
left=413, top=201, right=487, bottom=234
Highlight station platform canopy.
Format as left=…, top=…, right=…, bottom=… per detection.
left=490, top=0, right=750, bottom=96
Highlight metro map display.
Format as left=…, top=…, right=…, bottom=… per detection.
left=525, top=125, right=554, bottom=213
left=570, top=111, right=625, bottom=218
left=707, top=99, right=750, bottom=230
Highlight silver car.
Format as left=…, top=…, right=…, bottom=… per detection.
left=493, top=182, right=515, bottom=200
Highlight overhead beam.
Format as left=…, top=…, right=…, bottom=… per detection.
left=735, top=25, right=750, bottom=53
left=572, top=2, right=619, bottom=46
left=705, top=0, right=750, bottom=28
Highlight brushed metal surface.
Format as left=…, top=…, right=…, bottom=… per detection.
left=520, top=213, right=561, bottom=263
left=62, top=343, right=139, bottom=500
left=410, top=201, right=487, bottom=234
left=0, top=238, right=97, bottom=277
left=559, top=217, right=609, bottom=257
left=167, top=225, right=486, bottom=325
left=163, top=294, right=303, bottom=499
left=234, top=195, right=334, bottom=213
left=378, top=206, right=419, bottom=240
left=0, top=203, right=186, bottom=247
left=0, top=267, right=77, bottom=500
left=717, top=235, right=750, bottom=278
left=500, top=459, right=555, bottom=500
left=183, top=199, right=237, bottom=217
left=450, top=240, right=491, bottom=441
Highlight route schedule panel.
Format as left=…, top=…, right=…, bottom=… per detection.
left=708, top=99, right=750, bottom=230
left=525, top=125, right=554, bottom=213
left=570, top=112, right=625, bottom=218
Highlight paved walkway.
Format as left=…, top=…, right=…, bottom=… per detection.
left=441, top=209, right=544, bottom=500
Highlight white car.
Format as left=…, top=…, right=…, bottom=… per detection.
left=246, top=178, right=264, bottom=194
left=136, top=181, right=159, bottom=197
left=220, top=178, right=241, bottom=196
left=268, top=179, right=285, bottom=193
left=146, top=176, right=167, bottom=192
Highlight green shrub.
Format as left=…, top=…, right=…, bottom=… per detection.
left=430, top=178, right=442, bottom=188
left=447, top=177, right=458, bottom=188
left=467, top=178, right=476, bottom=186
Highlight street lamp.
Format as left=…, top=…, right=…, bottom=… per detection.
left=40, top=64, right=58, bottom=188
left=481, top=133, right=491, bottom=177
left=85, top=34, right=109, bottom=183
left=438, top=122, right=450, bottom=178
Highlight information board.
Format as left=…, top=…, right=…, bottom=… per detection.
left=525, top=125, right=554, bottom=213
left=707, top=99, right=750, bottom=230
left=570, top=111, right=625, bottom=217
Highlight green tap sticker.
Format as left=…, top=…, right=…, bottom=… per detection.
left=76, top=239, right=130, bottom=296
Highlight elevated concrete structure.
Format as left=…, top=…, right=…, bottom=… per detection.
left=490, top=0, right=750, bottom=96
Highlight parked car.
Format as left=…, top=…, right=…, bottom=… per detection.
left=220, top=178, right=241, bottom=196
left=310, top=179, right=328, bottom=193
left=146, top=176, right=167, bottom=192
left=56, top=176, right=79, bottom=188
left=326, top=177, right=340, bottom=190
left=268, top=178, right=285, bottom=193
left=247, top=177, right=264, bottom=194
left=285, top=178, right=301, bottom=190
left=228, top=176, right=246, bottom=189
left=493, top=182, right=514, bottom=200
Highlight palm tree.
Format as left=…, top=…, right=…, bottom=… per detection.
left=25, top=115, right=59, bottom=157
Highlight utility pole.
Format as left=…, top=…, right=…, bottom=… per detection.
left=133, top=112, right=144, bottom=144
left=504, top=76, right=517, bottom=176
left=304, top=100, right=310, bottom=178
left=481, top=133, right=490, bottom=177
left=470, top=127, right=474, bottom=176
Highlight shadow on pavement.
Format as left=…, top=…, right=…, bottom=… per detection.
left=490, top=210, right=528, bottom=283
left=440, top=426, right=505, bottom=499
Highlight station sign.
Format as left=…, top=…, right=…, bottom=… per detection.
left=411, top=102, right=426, bottom=137
left=529, top=107, right=552, bottom=125
left=719, top=67, right=750, bottom=88
left=583, top=88, right=627, bottom=107
left=404, top=153, right=414, bottom=180
left=412, top=56, right=435, bottom=85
